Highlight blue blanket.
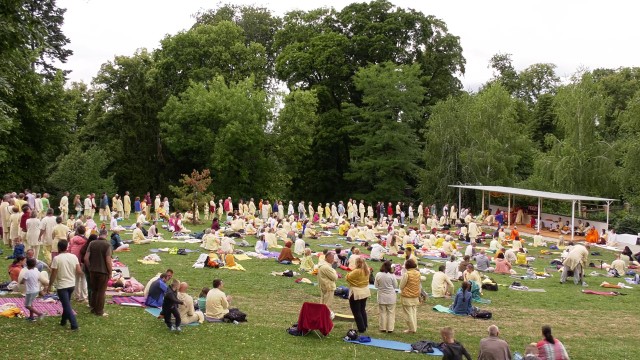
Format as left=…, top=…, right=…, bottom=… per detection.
left=345, top=338, right=443, bottom=356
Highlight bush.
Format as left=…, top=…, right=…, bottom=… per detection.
left=614, top=213, right=640, bottom=235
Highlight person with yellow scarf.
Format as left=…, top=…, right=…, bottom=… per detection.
left=346, top=257, right=371, bottom=333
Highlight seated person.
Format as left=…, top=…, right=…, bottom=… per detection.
left=8, top=256, right=26, bottom=282
left=136, top=211, right=148, bottom=226
left=512, top=237, right=523, bottom=252
left=494, top=253, right=513, bottom=275
left=254, top=236, right=267, bottom=253
left=348, top=248, right=361, bottom=270
left=533, top=232, right=546, bottom=247
left=177, top=282, right=204, bottom=324
left=370, top=240, right=386, bottom=261
left=197, top=287, right=209, bottom=311
left=431, top=265, right=454, bottom=298
left=202, top=229, right=220, bottom=252
left=585, top=226, right=598, bottom=244
left=278, top=241, right=295, bottom=263
left=148, top=221, right=161, bottom=238
left=442, top=237, right=455, bottom=256
left=157, top=204, right=169, bottom=221
left=450, top=281, right=473, bottom=315
left=504, top=249, right=517, bottom=264
left=294, top=234, right=306, bottom=256
left=445, top=255, right=460, bottom=280
left=109, top=215, right=126, bottom=231
left=211, top=218, right=220, bottom=231
left=346, top=225, right=358, bottom=241
left=245, top=221, right=257, bottom=235
left=462, top=264, right=482, bottom=289
left=265, top=229, right=278, bottom=248
left=609, top=254, right=626, bottom=275
left=299, top=248, right=315, bottom=272
left=515, top=248, right=528, bottom=266
left=560, top=221, right=571, bottom=235
left=145, top=273, right=169, bottom=307
left=220, top=237, right=236, bottom=254
left=110, top=230, right=129, bottom=251
left=474, top=250, right=493, bottom=272
left=132, top=222, right=151, bottom=244
left=205, top=279, right=230, bottom=320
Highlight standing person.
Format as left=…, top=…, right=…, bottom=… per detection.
left=318, top=252, right=338, bottom=310
left=99, top=193, right=108, bottom=221
left=73, top=195, right=82, bottom=219
left=90, top=193, right=97, bottom=219
left=26, top=212, right=41, bottom=259
left=399, top=259, right=421, bottom=334
left=430, top=203, right=437, bottom=218
left=417, top=202, right=424, bottom=225
left=59, top=192, right=69, bottom=222
left=561, top=243, right=589, bottom=286
left=162, top=279, right=184, bottom=331
left=374, top=260, right=398, bottom=333
left=47, top=240, right=83, bottom=331
left=38, top=209, right=57, bottom=264
left=478, top=325, right=512, bottom=360
left=51, top=216, right=70, bottom=260
left=84, top=229, right=111, bottom=316
left=346, top=257, right=371, bottom=333
left=83, top=194, right=92, bottom=218
left=123, top=191, right=131, bottom=220
left=359, top=200, right=366, bottom=224
left=440, top=327, right=472, bottom=360
left=536, top=326, right=570, bottom=360
left=34, top=194, right=43, bottom=219
left=41, top=193, right=50, bottom=217
left=134, top=197, right=141, bottom=217
left=20, top=258, right=46, bottom=321
left=68, top=226, right=88, bottom=302
left=1, top=195, right=13, bottom=245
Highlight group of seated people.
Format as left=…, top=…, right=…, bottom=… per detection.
left=143, top=269, right=242, bottom=330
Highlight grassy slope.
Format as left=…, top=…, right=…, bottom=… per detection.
left=1, top=220, right=638, bottom=360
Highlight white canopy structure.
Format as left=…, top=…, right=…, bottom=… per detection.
left=449, top=185, right=616, bottom=240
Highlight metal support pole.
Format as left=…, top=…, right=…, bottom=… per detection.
left=571, top=200, right=576, bottom=241
left=605, top=201, right=612, bottom=230
left=458, top=188, right=462, bottom=218
left=537, top=197, right=541, bottom=232
left=508, top=195, right=511, bottom=227
left=482, top=191, right=485, bottom=215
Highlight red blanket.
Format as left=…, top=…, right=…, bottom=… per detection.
left=297, top=302, right=333, bottom=336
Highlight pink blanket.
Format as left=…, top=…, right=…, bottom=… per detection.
left=0, top=297, right=66, bottom=316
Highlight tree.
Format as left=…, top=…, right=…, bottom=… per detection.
left=271, top=89, right=319, bottom=197
left=531, top=73, right=618, bottom=197
left=82, top=50, right=166, bottom=196
left=168, top=169, right=213, bottom=224
left=48, top=145, right=116, bottom=197
left=155, top=21, right=268, bottom=97
left=346, top=62, right=424, bottom=200
left=160, top=77, right=277, bottom=199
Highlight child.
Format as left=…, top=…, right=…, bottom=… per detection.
left=197, top=287, right=209, bottom=311
left=162, top=279, right=184, bottom=332
left=7, top=238, right=25, bottom=259
left=439, top=327, right=472, bottom=360
left=20, top=258, right=45, bottom=321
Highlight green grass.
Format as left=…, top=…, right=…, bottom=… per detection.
left=1, top=219, right=638, bottom=360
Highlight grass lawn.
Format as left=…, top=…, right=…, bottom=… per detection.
left=1, top=219, right=638, bottom=360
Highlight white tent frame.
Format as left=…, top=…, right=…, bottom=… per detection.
left=450, top=185, right=616, bottom=240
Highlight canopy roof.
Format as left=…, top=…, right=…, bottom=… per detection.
left=449, top=185, right=616, bottom=203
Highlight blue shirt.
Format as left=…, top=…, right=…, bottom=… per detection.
left=451, top=289, right=473, bottom=315
left=134, top=200, right=141, bottom=212
left=145, top=279, right=167, bottom=307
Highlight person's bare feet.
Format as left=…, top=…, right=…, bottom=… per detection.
left=403, top=330, right=416, bottom=334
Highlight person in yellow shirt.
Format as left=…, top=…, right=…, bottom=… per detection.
left=400, top=259, right=421, bottom=333
left=123, top=192, right=131, bottom=219
left=318, top=252, right=338, bottom=309
left=431, top=264, right=454, bottom=298
left=205, top=279, right=230, bottom=320
left=132, top=223, right=151, bottom=244
left=338, top=220, right=350, bottom=236
left=51, top=217, right=70, bottom=258
left=346, top=257, right=371, bottom=333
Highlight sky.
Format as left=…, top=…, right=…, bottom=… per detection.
left=58, top=0, right=640, bottom=90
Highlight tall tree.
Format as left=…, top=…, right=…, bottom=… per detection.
left=160, top=77, right=276, bottom=199
left=346, top=62, right=424, bottom=200
left=83, top=50, right=166, bottom=196
left=531, top=73, right=618, bottom=197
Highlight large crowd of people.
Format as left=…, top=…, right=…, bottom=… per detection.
left=3, top=190, right=634, bottom=358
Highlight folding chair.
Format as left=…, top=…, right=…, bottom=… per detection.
left=297, top=302, right=334, bottom=339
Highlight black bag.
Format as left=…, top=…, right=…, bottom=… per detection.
left=472, top=310, right=492, bottom=319
left=411, top=340, right=439, bottom=353
left=345, top=329, right=358, bottom=341
left=177, top=248, right=187, bottom=255
left=223, top=308, right=247, bottom=322
left=286, top=323, right=305, bottom=336
left=334, top=286, right=349, bottom=299
left=481, top=283, right=498, bottom=291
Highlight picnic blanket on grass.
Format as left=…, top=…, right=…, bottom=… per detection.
left=0, top=297, right=66, bottom=316
left=110, top=296, right=146, bottom=306
left=432, top=304, right=454, bottom=314
left=582, top=289, right=625, bottom=296
left=144, top=307, right=199, bottom=325
left=508, top=285, right=546, bottom=292
left=344, top=338, right=443, bottom=356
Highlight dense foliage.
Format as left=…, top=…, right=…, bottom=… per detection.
left=3, top=0, right=640, bottom=213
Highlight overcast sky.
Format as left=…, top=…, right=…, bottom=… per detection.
left=58, top=0, right=640, bottom=90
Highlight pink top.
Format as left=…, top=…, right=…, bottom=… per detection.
left=68, top=235, right=87, bottom=261
left=494, top=258, right=512, bottom=274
